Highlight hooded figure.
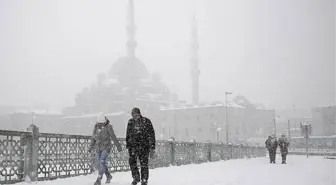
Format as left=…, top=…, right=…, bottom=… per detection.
left=89, top=113, right=122, bottom=185
left=126, top=108, right=156, bottom=185
left=278, top=134, right=290, bottom=164
left=265, top=135, right=278, bottom=163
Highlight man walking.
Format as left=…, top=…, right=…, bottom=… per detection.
left=89, top=113, right=123, bottom=185
left=126, top=108, right=156, bottom=185
left=278, top=133, right=290, bottom=164
left=265, top=135, right=278, bottom=163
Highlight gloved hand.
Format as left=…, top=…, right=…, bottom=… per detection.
left=149, top=149, right=156, bottom=159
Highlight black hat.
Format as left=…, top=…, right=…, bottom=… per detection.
left=132, top=107, right=141, bottom=115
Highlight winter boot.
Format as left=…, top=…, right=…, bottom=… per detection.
left=131, top=179, right=140, bottom=185
left=94, top=179, right=101, bottom=185
left=106, top=173, right=112, bottom=183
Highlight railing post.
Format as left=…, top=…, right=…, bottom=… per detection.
left=239, top=144, right=242, bottom=159
left=252, top=146, right=256, bottom=158
left=206, top=140, right=211, bottom=162
left=229, top=143, right=233, bottom=159
left=246, top=145, right=249, bottom=158
left=190, top=139, right=196, bottom=163
left=18, top=134, right=26, bottom=181
left=168, top=137, right=175, bottom=166
left=220, top=142, right=224, bottom=160
left=24, top=124, right=39, bottom=182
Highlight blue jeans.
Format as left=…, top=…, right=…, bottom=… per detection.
left=96, top=150, right=110, bottom=179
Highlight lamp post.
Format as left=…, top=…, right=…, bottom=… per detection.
left=288, top=104, right=296, bottom=141
left=216, top=127, right=222, bottom=143
left=273, top=109, right=276, bottom=136
left=225, top=92, right=232, bottom=144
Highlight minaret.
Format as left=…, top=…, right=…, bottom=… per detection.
left=109, top=0, right=148, bottom=83
left=126, top=0, right=137, bottom=58
left=190, top=15, right=200, bottom=105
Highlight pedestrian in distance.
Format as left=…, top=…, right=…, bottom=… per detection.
left=265, top=135, right=278, bottom=163
left=278, top=133, right=290, bottom=164
left=126, top=108, right=156, bottom=185
left=89, top=113, right=123, bottom=185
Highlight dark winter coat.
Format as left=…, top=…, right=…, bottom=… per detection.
left=89, top=118, right=121, bottom=152
left=265, top=137, right=278, bottom=152
left=278, top=137, right=289, bottom=154
left=126, top=116, right=155, bottom=150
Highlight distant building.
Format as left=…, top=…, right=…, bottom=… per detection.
left=7, top=111, right=63, bottom=133
left=312, top=105, right=336, bottom=136
left=276, top=117, right=311, bottom=138
left=151, top=99, right=274, bottom=143
left=59, top=98, right=274, bottom=143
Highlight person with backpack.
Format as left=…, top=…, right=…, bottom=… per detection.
left=89, top=113, right=123, bottom=185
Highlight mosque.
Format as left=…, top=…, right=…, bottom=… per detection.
left=4, top=0, right=275, bottom=144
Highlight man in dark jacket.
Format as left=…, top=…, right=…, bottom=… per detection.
left=89, top=113, right=122, bottom=185
left=278, top=134, right=290, bottom=164
left=126, top=108, right=156, bottom=185
left=265, top=135, right=278, bottom=163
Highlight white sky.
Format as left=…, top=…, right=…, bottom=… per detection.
left=0, top=0, right=335, bottom=110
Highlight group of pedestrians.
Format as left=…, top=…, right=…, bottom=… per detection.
left=265, top=134, right=290, bottom=164
left=88, top=107, right=155, bottom=185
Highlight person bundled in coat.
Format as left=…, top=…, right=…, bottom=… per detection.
left=278, top=133, right=290, bottom=164
left=265, top=135, right=278, bottom=163
left=126, top=108, right=156, bottom=185
left=89, top=113, right=122, bottom=185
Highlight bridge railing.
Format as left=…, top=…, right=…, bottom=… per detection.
left=288, top=148, right=336, bottom=156
left=0, top=125, right=266, bottom=184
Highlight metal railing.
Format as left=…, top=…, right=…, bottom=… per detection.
left=0, top=125, right=266, bottom=184
left=288, top=148, right=336, bottom=156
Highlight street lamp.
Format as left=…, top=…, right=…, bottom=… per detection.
left=225, top=92, right=232, bottom=144
left=216, top=127, right=222, bottom=143
left=273, top=110, right=276, bottom=136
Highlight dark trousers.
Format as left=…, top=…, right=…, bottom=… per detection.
left=268, top=150, right=276, bottom=162
left=128, top=147, right=150, bottom=182
left=281, top=153, right=287, bottom=162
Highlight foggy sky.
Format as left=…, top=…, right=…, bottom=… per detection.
left=0, top=0, right=335, bottom=111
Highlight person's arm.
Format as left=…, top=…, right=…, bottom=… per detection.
left=126, top=119, right=132, bottom=149
left=89, top=125, right=97, bottom=152
left=147, top=119, right=156, bottom=150
left=107, top=124, right=122, bottom=151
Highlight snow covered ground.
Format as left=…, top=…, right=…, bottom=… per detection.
left=16, top=155, right=335, bottom=185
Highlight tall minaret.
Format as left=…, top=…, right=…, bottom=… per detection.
left=190, top=15, right=200, bottom=105
left=126, top=0, right=137, bottom=58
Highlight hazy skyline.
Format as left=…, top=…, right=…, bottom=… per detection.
left=0, top=0, right=335, bottom=111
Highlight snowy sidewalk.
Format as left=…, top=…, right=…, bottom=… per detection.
left=16, top=155, right=335, bottom=185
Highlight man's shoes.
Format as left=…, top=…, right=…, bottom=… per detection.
left=141, top=180, right=148, bottom=185
left=131, top=179, right=140, bottom=185
left=106, top=173, right=112, bottom=183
